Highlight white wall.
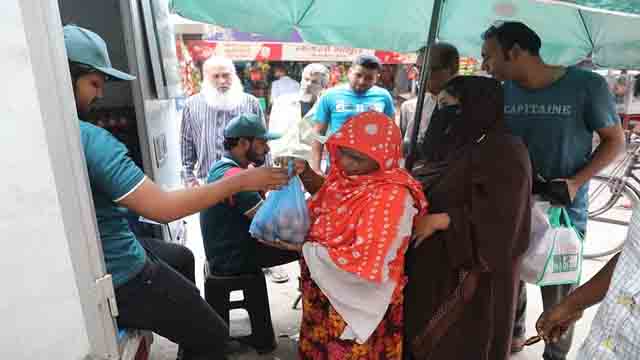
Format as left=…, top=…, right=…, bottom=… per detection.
left=0, top=1, right=117, bottom=359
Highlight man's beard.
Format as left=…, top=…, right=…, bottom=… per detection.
left=299, top=84, right=322, bottom=103
left=76, top=99, right=97, bottom=120
left=201, top=78, right=244, bottom=111
left=299, top=92, right=316, bottom=103
left=247, top=144, right=266, bottom=166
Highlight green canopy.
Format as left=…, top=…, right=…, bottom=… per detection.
left=563, top=0, right=640, bottom=15
left=171, top=0, right=640, bottom=69
left=440, top=0, right=640, bottom=69
left=170, top=0, right=434, bottom=53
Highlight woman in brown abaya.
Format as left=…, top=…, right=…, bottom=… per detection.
left=405, top=76, right=532, bottom=360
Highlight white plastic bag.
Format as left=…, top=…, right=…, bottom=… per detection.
left=521, top=203, right=584, bottom=286
left=269, top=94, right=326, bottom=162
left=520, top=201, right=554, bottom=284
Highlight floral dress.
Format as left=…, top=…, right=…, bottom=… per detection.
left=299, top=260, right=406, bottom=360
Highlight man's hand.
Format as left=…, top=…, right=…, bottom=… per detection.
left=185, top=179, right=200, bottom=188
left=412, top=213, right=450, bottom=248
left=275, top=157, right=308, bottom=176
left=311, top=123, right=328, bottom=173
left=535, top=301, right=583, bottom=344
left=552, top=178, right=579, bottom=202
left=235, top=167, right=290, bottom=192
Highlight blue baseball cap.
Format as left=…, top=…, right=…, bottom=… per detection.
left=224, top=114, right=281, bottom=140
left=63, top=25, right=135, bottom=81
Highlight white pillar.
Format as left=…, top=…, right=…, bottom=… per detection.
left=0, top=1, right=118, bottom=359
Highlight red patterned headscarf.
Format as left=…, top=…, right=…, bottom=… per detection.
left=308, top=111, right=428, bottom=283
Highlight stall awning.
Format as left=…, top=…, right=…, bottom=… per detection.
left=177, top=40, right=417, bottom=64
left=171, top=0, right=640, bottom=69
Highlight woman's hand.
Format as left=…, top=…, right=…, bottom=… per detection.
left=412, top=213, right=450, bottom=248
left=292, top=158, right=309, bottom=176
left=274, top=157, right=309, bottom=176
left=258, top=238, right=304, bottom=253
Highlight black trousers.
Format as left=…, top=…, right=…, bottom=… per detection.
left=115, top=238, right=228, bottom=360
left=209, top=239, right=300, bottom=276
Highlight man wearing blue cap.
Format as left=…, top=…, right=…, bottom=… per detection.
left=201, top=114, right=299, bottom=282
left=63, top=25, right=289, bottom=360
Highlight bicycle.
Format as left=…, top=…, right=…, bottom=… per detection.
left=585, top=135, right=640, bottom=258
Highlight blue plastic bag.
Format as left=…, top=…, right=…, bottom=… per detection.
left=249, top=169, right=310, bottom=244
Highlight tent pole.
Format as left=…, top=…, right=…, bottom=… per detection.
left=405, top=0, right=444, bottom=171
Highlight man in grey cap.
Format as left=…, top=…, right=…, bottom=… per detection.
left=63, top=25, right=289, bottom=360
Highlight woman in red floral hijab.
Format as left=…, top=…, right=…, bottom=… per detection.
left=282, top=111, right=448, bottom=359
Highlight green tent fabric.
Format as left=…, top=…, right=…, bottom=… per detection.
left=562, top=0, right=640, bottom=15
left=171, top=0, right=640, bottom=68
left=170, top=0, right=434, bottom=53
left=440, top=0, right=640, bottom=69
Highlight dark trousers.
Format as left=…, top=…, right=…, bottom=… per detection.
left=514, top=281, right=576, bottom=360
left=255, top=241, right=300, bottom=269
left=210, top=240, right=300, bottom=276
left=116, top=238, right=228, bottom=360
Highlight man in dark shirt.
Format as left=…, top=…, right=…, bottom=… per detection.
left=200, top=114, right=299, bottom=276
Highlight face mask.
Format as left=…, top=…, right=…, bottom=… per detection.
left=437, top=104, right=462, bottom=135
left=439, top=104, right=461, bottom=120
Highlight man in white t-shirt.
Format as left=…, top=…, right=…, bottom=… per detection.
left=270, top=64, right=300, bottom=104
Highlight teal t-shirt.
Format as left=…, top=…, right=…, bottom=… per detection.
left=313, top=85, right=395, bottom=135
left=504, top=67, right=619, bottom=233
left=80, top=121, right=147, bottom=287
left=200, top=156, right=263, bottom=275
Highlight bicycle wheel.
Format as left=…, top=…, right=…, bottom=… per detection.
left=585, top=177, right=636, bottom=259
left=588, top=175, right=627, bottom=218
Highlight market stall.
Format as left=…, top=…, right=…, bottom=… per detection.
left=176, top=36, right=418, bottom=103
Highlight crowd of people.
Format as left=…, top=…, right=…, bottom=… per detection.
left=64, top=17, right=638, bottom=360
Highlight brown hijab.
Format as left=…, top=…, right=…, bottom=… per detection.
left=420, top=76, right=506, bottom=163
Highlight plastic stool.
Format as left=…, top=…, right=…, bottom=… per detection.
left=204, top=262, right=277, bottom=354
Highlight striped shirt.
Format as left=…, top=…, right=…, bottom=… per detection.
left=577, top=206, right=640, bottom=359
left=179, top=92, right=265, bottom=182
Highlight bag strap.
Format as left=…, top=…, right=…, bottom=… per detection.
left=548, top=207, right=562, bottom=228
left=548, top=207, right=573, bottom=227
left=547, top=207, right=583, bottom=240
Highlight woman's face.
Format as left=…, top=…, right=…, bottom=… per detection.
left=438, top=90, right=460, bottom=108
left=337, top=146, right=380, bottom=176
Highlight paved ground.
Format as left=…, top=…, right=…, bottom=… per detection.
left=149, top=211, right=630, bottom=360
